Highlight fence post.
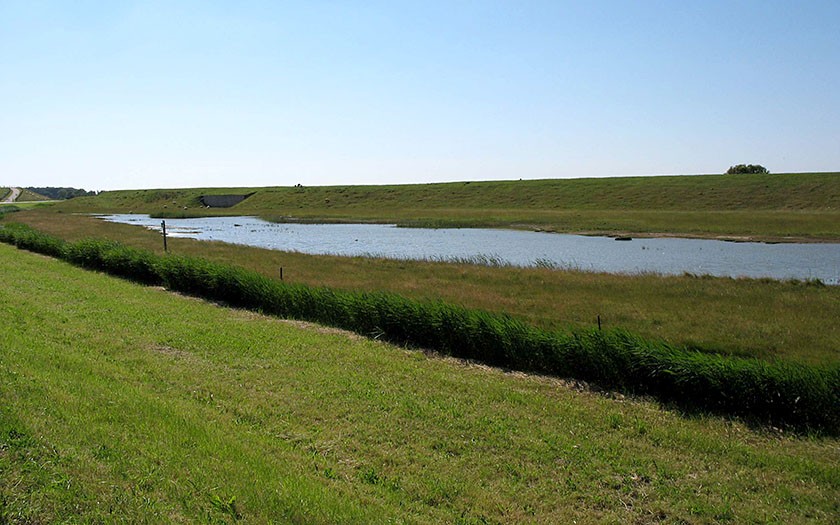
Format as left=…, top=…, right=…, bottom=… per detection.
left=161, top=220, right=168, bottom=253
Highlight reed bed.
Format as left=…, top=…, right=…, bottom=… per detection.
left=2, top=222, right=837, bottom=434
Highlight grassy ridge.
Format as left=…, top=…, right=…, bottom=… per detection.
left=15, top=188, right=51, bottom=202
left=2, top=222, right=837, bottom=434
left=10, top=210, right=840, bottom=366
left=56, top=172, right=840, bottom=211
left=2, top=243, right=838, bottom=523
left=51, top=172, right=840, bottom=240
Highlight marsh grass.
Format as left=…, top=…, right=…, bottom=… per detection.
left=358, top=252, right=512, bottom=267
left=1, top=243, right=839, bottom=523
left=8, top=210, right=840, bottom=366
left=1, top=223, right=837, bottom=434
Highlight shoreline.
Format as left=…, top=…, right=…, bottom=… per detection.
left=570, top=230, right=840, bottom=244
left=104, top=211, right=840, bottom=245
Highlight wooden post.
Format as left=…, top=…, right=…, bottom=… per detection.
left=161, top=220, right=168, bottom=253
left=597, top=315, right=601, bottom=330
left=280, top=267, right=283, bottom=281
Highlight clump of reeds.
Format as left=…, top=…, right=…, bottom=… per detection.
left=0, top=222, right=67, bottom=258
left=1, top=222, right=837, bottom=434
left=64, top=238, right=163, bottom=285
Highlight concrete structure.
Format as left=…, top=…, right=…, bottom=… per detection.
left=199, top=193, right=254, bottom=208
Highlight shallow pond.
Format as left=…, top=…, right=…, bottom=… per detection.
left=97, top=214, right=840, bottom=284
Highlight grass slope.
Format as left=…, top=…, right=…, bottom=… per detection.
left=9, top=210, right=840, bottom=366
left=4, top=222, right=834, bottom=432
left=52, top=172, right=840, bottom=241
left=1, top=243, right=838, bottom=523
left=14, top=188, right=51, bottom=202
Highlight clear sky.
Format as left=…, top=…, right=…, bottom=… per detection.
left=1, top=1, right=838, bottom=191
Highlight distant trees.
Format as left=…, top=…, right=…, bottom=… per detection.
left=26, top=187, right=97, bottom=200
left=726, top=164, right=769, bottom=175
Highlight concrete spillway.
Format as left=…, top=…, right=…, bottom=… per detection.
left=199, top=193, right=254, bottom=208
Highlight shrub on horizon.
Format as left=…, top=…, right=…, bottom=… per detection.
left=726, top=164, right=770, bottom=174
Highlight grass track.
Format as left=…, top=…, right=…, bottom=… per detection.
left=1, top=243, right=838, bottom=523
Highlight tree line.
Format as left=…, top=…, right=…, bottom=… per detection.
left=26, top=187, right=97, bottom=200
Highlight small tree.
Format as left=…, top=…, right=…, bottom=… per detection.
left=726, top=164, right=769, bottom=175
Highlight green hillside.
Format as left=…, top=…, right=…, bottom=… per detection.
left=53, top=172, right=840, bottom=240
left=0, top=188, right=53, bottom=204
left=15, top=188, right=51, bottom=202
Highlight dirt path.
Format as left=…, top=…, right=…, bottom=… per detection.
left=2, top=187, right=21, bottom=203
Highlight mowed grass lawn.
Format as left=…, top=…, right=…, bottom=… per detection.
left=1, top=244, right=838, bottom=523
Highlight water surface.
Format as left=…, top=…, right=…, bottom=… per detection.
left=98, top=214, right=840, bottom=284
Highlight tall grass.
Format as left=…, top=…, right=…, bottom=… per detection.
left=2, top=222, right=837, bottom=434
left=0, top=222, right=66, bottom=258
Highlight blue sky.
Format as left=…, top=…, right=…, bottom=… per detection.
left=1, top=1, right=838, bottom=191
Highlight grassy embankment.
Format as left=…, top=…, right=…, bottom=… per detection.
left=1, top=242, right=838, bottom=523
left=1, top=223, right=836, bottom=434
left=0, top=188, right=52, bottom=214
left=0, top=189, right=16, bottom=215
left=8, top=210, right=839, bottom=366
left=52, top=172, right=840, bottom=241
left=14, top=188, right=51, bottom=202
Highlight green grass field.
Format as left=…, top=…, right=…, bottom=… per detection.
left=52, top=172, right=840, bottom=241
left=1, top=243, right=838, bottom=523
left=9, top=210, right=840, bottom=366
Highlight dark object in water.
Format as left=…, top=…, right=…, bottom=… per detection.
left=614, top=236, right=632, bottom=241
